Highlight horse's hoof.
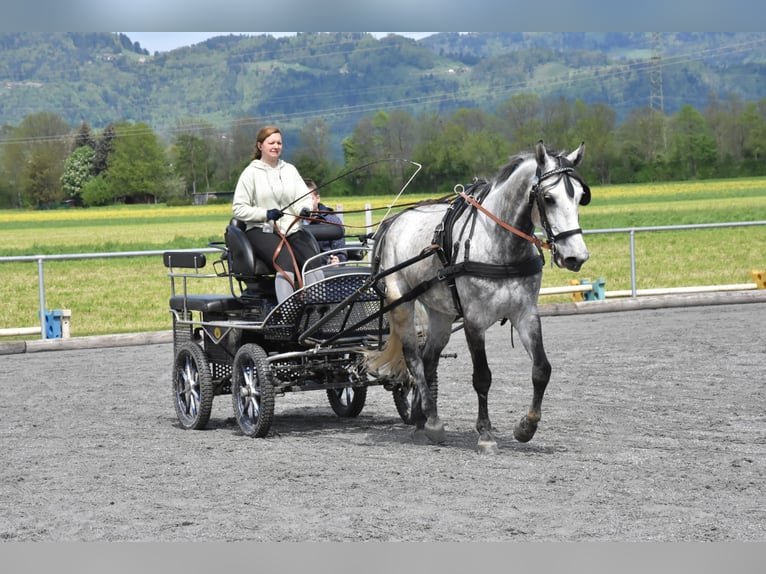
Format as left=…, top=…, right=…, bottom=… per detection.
left=513, top=417, right=538, bottom=443
left=476, top=437, right=499, bottom=455
left=425, top=417, right=446, bottom=444
left=411, top=428, right=430, bottom=445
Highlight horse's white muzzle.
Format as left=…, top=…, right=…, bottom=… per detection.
left=553, top=238, right=589, bottom=272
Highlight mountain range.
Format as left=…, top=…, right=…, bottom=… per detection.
left=2, top=32, right=766, bottom=152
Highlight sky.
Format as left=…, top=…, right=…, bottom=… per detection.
left=121, top=32, right=435, bottom=54
left=3, top=1, right=762, bottom=35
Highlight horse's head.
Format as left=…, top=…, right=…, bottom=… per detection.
left=530, top=140, right=591, bottom=272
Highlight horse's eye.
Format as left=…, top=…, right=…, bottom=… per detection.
left=543, top=194, right=555, bottom=205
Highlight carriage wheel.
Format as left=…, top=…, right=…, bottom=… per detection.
left=231, top=343, right=275, bottom=438
left=172, top=341, right=214, bottom=430
left=392, top=378, right=439, bottom=425
left=327, top=386, right=367, bottom=418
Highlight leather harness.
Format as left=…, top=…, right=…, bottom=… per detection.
left=372, top=156, right=589, bottom=319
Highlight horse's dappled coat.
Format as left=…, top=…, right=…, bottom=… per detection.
left=367, top=141, right=590, bottom=453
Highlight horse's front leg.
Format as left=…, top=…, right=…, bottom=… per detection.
left=513, top=313, right=551, bottom=443
left=464, top=326, right=498, bottom=454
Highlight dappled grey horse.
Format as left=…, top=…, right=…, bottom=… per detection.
left=369, top=141, right=591, bottom=453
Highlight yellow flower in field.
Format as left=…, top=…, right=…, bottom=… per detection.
left=596, top=177, right=766, bottom=200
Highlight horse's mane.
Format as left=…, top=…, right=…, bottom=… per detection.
left=492, top=151, right=533, bottom=184
left=492, top=147, right=564, bottom=184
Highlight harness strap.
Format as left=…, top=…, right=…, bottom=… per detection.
left=317, top=254, right=544, bottom=346
left=445, top=258, right=544, bottom=280
left=458, top=189, right=549, bottom=251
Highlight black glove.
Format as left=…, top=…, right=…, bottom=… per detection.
left=299, top=207, right=311, bottom=218
left=266, top=208, right=283, bottom=221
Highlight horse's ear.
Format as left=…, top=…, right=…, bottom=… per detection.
left=567, top=142, right=585, bottom=167
left=535, top=140, right=547, bottom=165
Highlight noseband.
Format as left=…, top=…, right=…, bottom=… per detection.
left=530, top=160, right=590, bottom=252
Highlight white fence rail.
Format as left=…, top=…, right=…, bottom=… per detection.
left=2, top=220, right=765, bottom=339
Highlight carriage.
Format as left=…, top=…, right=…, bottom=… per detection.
left=162, top=217, right=420, bottom=437
left=163, top=141, right=592, bottom=451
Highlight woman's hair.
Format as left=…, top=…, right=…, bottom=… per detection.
left=253, top=126, right=281, bottom=160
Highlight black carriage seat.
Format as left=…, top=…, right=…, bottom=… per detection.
left=163, top=250, right=244, bottom=314
left=225, top=218, right=277, bottom=299
left=225, top=218, right=368, bottom=301
left=225, top=218, right=273, bottom=276
left=226, top=218, right=351, bottom=273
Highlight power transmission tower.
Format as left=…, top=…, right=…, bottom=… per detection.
left=649, top=32, right=667, bottom=151
left=649, top=32, right=664, bottom=113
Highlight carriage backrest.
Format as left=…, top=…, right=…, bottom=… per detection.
left=225, top=218, right=274, bottom=276
left=225, top=217, right=359, bottom=281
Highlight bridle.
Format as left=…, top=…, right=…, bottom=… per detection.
left=455, top=158, right=590, bottom=259
left=529, top=159, right=591, bottom=252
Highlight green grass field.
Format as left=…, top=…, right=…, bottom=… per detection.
left=1, top=177, right=765, bottom=338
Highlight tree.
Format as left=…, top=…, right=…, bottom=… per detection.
left=741, top=100, right=766, bottom=173
left=372, top=109, right=422, bottom=191
left=60, top=145, right=95, bottom=204
left=172, top=133, right=213, bottom=196
left=80, top=174, right=111, bottom=206
left=73, top=120, right=96, bottom=150
left=25, top=149, right=63, bottom=207
left=496, top=93, right=543, bottom=150
left=96, top=122, right=168, bottom=204
left=412, top=113, right=473, bottom=192
left=541, top=95, right=574, bottom=147
left=572, top=99, right=616, bottom=184
left=170, top=117, right=219, bottom=196
left=705, top=93, right=748, bottom=176
left=6, top=111, right=71, bottom=207
left=342, top=115, right=386, bottom=195
left=92, top=123, right=116, bottom=176
left=213, top=117, right=261, bottom=190
left=613, top=107, right=667, bottom=182
left=667, top=105, right=717, bottom=179
left=293, top=118, right=334, bottom=185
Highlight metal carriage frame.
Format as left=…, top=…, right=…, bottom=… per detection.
left=163, top=220, right=415, bottom=438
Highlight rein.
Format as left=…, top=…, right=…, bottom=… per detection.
left=456, top=187, right=549, bottom=252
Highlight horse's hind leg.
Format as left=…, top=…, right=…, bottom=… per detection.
left=390, top=304, right=445, bottom=444
left=513, top=313, right=551, bottom=443
left=414, top=311, right=453, bottom=443
left=464, top=326, right=499, bottom=454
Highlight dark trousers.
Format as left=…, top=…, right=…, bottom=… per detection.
left=246, top=226, right=320, bottom=279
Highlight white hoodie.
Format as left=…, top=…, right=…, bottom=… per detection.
left=232, top=159, right=312, bottom=235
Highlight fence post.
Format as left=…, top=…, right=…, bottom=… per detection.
left=629, top=230, right=637, bottom=298
left=37, top=258, right=47, bottom=339
left=365, top=203, right=372, bottom=236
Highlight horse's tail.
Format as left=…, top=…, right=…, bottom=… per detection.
left=365, top=302, right=430, bottom=379
left=365, top=314, right=408, bottom=379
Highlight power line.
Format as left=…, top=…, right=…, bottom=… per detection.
left=2, top=35, right=766, bottom=147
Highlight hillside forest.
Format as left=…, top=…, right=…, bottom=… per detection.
left=1, top=32, right=766, bottom=208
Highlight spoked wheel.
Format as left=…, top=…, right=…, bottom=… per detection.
left=327, top=386, right=367, bottom=418
left=392, top=377, right=438, bottom=425
left=172, top=341, right=214, bottom=430
left=231, top=343, right=275, bottom=438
